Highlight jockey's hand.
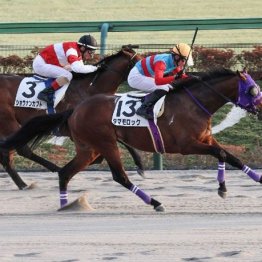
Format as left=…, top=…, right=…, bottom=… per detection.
left=189, top=74, right=201, bottom=81
left=174, top=70, right=188, bottom=80
left=64, top=64, right=72, bottom=71
left=97, top=63, right=107, bottom=71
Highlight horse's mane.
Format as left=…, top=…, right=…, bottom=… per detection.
left=72, top=47, right=136, bottom=79
left=173, top=68, right=236, bottom=90
left=96, top=47, right=136, bottom=65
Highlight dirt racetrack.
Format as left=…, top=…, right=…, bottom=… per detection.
left=1, top=170, right=262, bottom=261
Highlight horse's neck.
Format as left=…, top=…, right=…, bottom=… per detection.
left=201, top=76, right=238, bottom=114
left=182, top=76, right=238, bottom=115
left=67, top=65, right=126, bottom=98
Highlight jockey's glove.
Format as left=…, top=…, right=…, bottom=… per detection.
left=97, top=63, right=107, bottom=71
left=174, top=70, right=188, bottom=80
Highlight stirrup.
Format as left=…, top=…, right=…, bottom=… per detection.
left=136, top=106, right=154, bottom=120
left=37, top=92, right=53, bottom=104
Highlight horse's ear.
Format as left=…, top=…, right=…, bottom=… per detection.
left=237, top=70, right=247, bottom=81
left=122, top=48, right=133, bottom=57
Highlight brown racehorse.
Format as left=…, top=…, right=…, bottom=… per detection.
left=1, top=69, right=262, bottom=211
left=0, top=45, right=144, bottom=190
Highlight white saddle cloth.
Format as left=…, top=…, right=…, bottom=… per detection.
left=14, top=76, right=69, bottom=109
left=112, top=91, right=165, bottom=127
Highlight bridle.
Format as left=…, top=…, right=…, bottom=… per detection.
left=89, top=50, right=138, bottom=87
left=181, top=73, right=262, bottom=116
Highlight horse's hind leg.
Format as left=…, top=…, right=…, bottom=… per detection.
left=101, top=145, right=164, bottom=211
left=118, top=141, right=145, bottom=178
left=16, top=145, right=60, bottom=172
left=0, top=151, right=28, bottom=190
left=89, top=142, right=145, bottom=178
left=58, top=149, right=100, bottom=208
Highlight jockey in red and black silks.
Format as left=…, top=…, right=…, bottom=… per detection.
left=128, top=43, right=194, bottom=120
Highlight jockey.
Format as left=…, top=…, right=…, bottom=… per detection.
left=128, top=43, right=193, bottom=119
left=33, top=34, right=98, bottom=104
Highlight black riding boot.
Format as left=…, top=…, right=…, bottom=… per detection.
left=136, top=89, right=168, bottom=119
left=37, top=86, right=55, bottom=104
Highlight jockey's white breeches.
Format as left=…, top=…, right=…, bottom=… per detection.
left=127, top=66, right=171, bottom=93
left=33, top=55, right=73, bottom=81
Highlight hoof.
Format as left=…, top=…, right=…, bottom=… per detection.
left=218, top=189, right=227, bottom=199
left=154, top=204, right=165, bottom=212
left=218, top=181, right=227, bottom=199
left=21, top=182, right=37, bottom=190
left=137, top=168, right=146, bottom=178
left=58, top=193, right=93, bottom=212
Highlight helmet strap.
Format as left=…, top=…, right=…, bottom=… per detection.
left=173, top=54, right=181, bottom=66
left=79, top=46, right=86, bottom=53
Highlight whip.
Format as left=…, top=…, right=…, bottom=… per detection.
left=182, top=27, right=199, bottom=73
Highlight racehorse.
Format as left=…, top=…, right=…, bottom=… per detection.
left=0, top=45, right=144, bottom=190
left=1, top=69, right=262, bottom=211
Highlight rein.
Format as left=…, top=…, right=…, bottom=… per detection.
left=184, top=76, right=236, bottom=116
left=181, top=74, right=257, bottom=117
left=183, top=86, right=212, bottom=116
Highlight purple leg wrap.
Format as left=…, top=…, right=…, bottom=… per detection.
left=217, top=162, right=225, bottom=183
left=242, top=165, right=261, bottom=182
left=60, top=191, right=68, bottom=207
left=130, top=185, right=151, bottom=204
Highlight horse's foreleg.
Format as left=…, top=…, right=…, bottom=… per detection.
left=0, top=151, right=28, bottom=190
left=103, top=147, right=164, bottom=212
left=183, top=140, right=262, bottom=190
left=210, top=138, right=227, bottom=197
left=16, top=145, right=60, bottom=172
left=217, top=162, right=227, bottom=198
left=214, top=146, right=262, bottom=183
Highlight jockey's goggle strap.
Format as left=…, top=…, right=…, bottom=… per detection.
left=172, top=45, right=187, bottom=61
left=178, top=56, right=187, bottom=62
left=172, top=53, right=187, bottom=63
left=81, top=46, right=96, bottom=53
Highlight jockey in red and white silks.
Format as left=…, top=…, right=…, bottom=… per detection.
left=127, top=43, right=194, bottom=119
left=33, top=34, right=98, bottom=104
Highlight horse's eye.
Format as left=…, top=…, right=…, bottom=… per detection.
left=249, top=86, right=259, bottom=97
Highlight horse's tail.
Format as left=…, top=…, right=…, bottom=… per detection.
left=0, top=109, right=73, bottom=151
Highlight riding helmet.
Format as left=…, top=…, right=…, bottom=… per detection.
left=78, top=35, right=98, bottom=50
left=172, top=43, right=194, bottom=66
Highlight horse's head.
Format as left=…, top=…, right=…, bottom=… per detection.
left=170, top=69, right=262, bottom=119
left=82, top=46, right=141, bottom=96
left=96, top=45, right=141, bottom=80
left=236, top=70, right=262, bottom=118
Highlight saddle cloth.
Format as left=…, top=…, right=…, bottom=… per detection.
left=112, top=91, right=165, bottom=127
left=14, top=76, right=69, bottom=109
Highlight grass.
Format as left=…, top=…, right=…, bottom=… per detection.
left=0, top=0, right=262, bottom=45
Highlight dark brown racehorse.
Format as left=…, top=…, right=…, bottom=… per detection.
left=1, top=69, right=262, bottom=211
left=0, top=45, right=144, bottom=190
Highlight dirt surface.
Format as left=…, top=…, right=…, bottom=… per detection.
left=1, top=170, right=262, bottom=261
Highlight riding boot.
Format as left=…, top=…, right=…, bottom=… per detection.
left=37, top=86, right=55, bottom=104
left=136, top=89, right=168, bottom=120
